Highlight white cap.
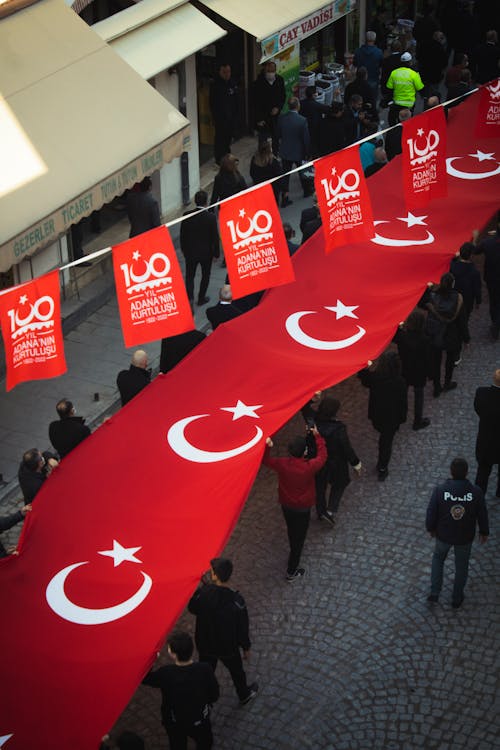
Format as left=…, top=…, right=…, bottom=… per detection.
left=401, top=52, right=412, bottom=62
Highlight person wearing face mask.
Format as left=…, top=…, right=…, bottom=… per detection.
left=252, top=61, right=286, bottom=154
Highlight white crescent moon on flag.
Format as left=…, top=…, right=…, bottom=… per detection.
left=167, top=415, right=263, bottom=463
left=446, top=156, right=500, bottom=180
left=46, top=562, right=152, bottom=625
left=371, top=221, right=434, bottom=247
left=285, top=311, right=366, bottom=350
left=0, top=736, right=13, bottom=748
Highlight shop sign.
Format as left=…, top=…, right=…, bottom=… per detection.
left=0, top=126, right=191, bottom=273
left=260, top=0, right=357, bottom=62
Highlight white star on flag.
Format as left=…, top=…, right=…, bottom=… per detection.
left=331, top=167, right=337, bottom=176
left=397, top=212, right=428, bottom=228
left=132, top=251, right=141, bottom=261
left=239, top=209, right=246, bottom=218
left=220, top=400, right=263, bottom=420
left=0, top=736, right=13, bottom=748
left=417, top=128, right=424, bottom=136
left=325, top=300, right=359, bottom=320
left=469, top=150, right=495, bottom=162
left=19, top=295, right=28, bottom=305
left=98, top=540, right=142, bottom=567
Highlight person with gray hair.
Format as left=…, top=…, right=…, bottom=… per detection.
left=276, top=96, right=311, bottom=207
left=116, top=349, right=151, bottom=406
left=354, top=30, right=383, bottom=98
left=206, top=285, right=243, bottom=331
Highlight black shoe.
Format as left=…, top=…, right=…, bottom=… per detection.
left=413, top=418, right=431, bottom=431
left=452, top=597, right=464, bottom=609
left=319, top=512, right=335, bottom=527
left=427, top=594, right=439, bottom=603
left=280, top=197, right=293, bottom=208
left=443, top=381, right=457, bottom=392
left=197, top=296, right=210, bottom=306
left=377, top=468, right=388, bottom=481
left=240, top=682, right=259, bottom=706
left=286, top=567, right=305, bottom=582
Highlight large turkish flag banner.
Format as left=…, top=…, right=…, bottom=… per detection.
left=219, top=184, right=295, bottom=299
left=0, top=270, right=66, bottom=391
left=0, top=91, right=499, bottom=750
left=314, top=146, right=374, bottom=253
left=113, top=226, right=194, bottom=347
left=475, top=79, right=500, bottom=137
left=402, top=106, right=447, bottom=209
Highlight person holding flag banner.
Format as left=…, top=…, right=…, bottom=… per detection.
left=314, top=146, right=374, bottom=253
left=219, top=184, right=295, bottom=299
left=112, top=226, right=194, bottom=348
left=0, top=270, right=66, bottom=391
left=402, top=106, right=447, bottom=209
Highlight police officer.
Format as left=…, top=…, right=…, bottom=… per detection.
left=426, top=457, right=489, bottom=608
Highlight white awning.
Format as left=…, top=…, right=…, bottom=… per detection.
left=0, top=0, right=190, bottom=272
left=92, top=0, right=226, bottom=80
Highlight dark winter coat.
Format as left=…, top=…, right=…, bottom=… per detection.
left=315, top=418, right=359, bottom=487
left=359, top=369, right=408, bottom=432
left=48, top=416, right=90, bottom=459
left=188, top=584, right=251, bottom=657
left=116, top=364, right=151, bottom=406
left=426, top=478, right=489, bottom=545
left=449, top=258, right=481, bottom=314
left=474, top=385, right=500, bottom=464
left=425, top=290, right=470, bottom=351
left=394, top=327, right=432, bottom=387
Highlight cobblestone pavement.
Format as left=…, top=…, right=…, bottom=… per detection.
left=109, top=274, right=500, bottom=749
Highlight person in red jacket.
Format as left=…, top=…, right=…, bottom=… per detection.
left=263, top=428, right=326, bottom=581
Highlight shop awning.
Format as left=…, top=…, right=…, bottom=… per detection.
left=92, top=0, right=226, bottom=81
left=0, top=0, right=190, bottom=273
left=198, top=0, right=357, bottom=62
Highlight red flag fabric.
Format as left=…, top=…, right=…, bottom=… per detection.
left=0, top=91, right=499, bottom=750
left=219, top=184, right=295, bottom=298
left=402, top=105, right=447, bottom=209
left=112, top=225, right=194, bottom=347
left=0, top=270, right=66, bottom=391
left=314, top=145, right=374, bottom=253
left=474, top=78, right=500, bottom=137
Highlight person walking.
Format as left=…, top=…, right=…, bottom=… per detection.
left=394, top=310, right=431, bottom=430
left=425, top=272, right=470, bottom=397
left=473, top=369, right=500, bottom=498
left=263, top=427, right=326, bottom=580
left=252, top=60, right=286, bottom=153
left=276, top=97, right=311, bottom=207
left=386, top=53, right=424, bottom=126
left=473, top=213, right=500, bottom=340
left=142, top=631, right=219, bottom=749
left=188, top=557, right=258, bottom=706
left=48, top=398, right=91, bottom=458
left=426, top=457, right=489, bottom=608
left=358, top=351, right=408, bottom=481
left=180, top=190, right=220, bottom=306
left=125, top=177, right=161, bottom=238
left=314, top=396, right=361, bottom=523
left=450, top=242, right=482, bottom=321
left=209, top=63, right=239, bottom=165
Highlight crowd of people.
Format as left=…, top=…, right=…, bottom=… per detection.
left=1, top=5, right=499, bottom=749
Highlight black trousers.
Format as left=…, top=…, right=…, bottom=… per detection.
left=486, top=282, right=500, bottom=333
left=431, top=347, right=459, bottom=390
left=165, top=720, right=213, bottom=750
left=377, top=426, right=398, bottom=471
left=475, top=461, right=500, bottom=497
left=281, top=506, right=310, bottom=574
left=214, top=122, right=233, bottom=164
left=185, top=257, right=212, bottom=302
left=413, top=385, right=424, bottom=424
left=280, top=160, right=309, bottom=197
left=199, top=651, right=250, bottom=702
left=315, top=466, right=349, bottom=516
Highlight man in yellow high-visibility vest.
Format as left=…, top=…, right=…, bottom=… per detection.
left=386, top=52, right=424, bottom=125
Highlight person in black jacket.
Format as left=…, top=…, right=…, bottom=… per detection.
left=473, top=214, right=500, bottom=339
left=425, top=272, right=470, bottom=396
left=180, top=190, right=220, bottom=306
left=125, top=177, right=161, bottom=239
left=160, top=330, right=206, bottom=374
left=359, top=351, right=408, bottom=481
left=209, top=63, right=239, bottom=165
left=0, top=504, right=31, bottom=557
left=314, top=396, right=362, bottom=523
left=18, top=448, right=58, bottom=503
left=48, top=398, right=91, bottom=458
left=210, top=154, right=247, bottom=205
left=450, top=242, right=481, bottom=321
left=116, top=350, right=151, bottom=406
left=394, top=310, right=431, bottom=431
left=474, top=369, right=500, bottom=497
left=426, top=457, right=489, bottom=608
left=142, top=631, right=219, bottom=750
left=188, top=557, right=257, bottom=705
left=252, top=61, right=286, bottom=153
left=206, top=285, right=242, bottom=331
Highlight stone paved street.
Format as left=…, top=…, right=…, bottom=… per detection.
left=111, top=280, right=500, bottom=749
